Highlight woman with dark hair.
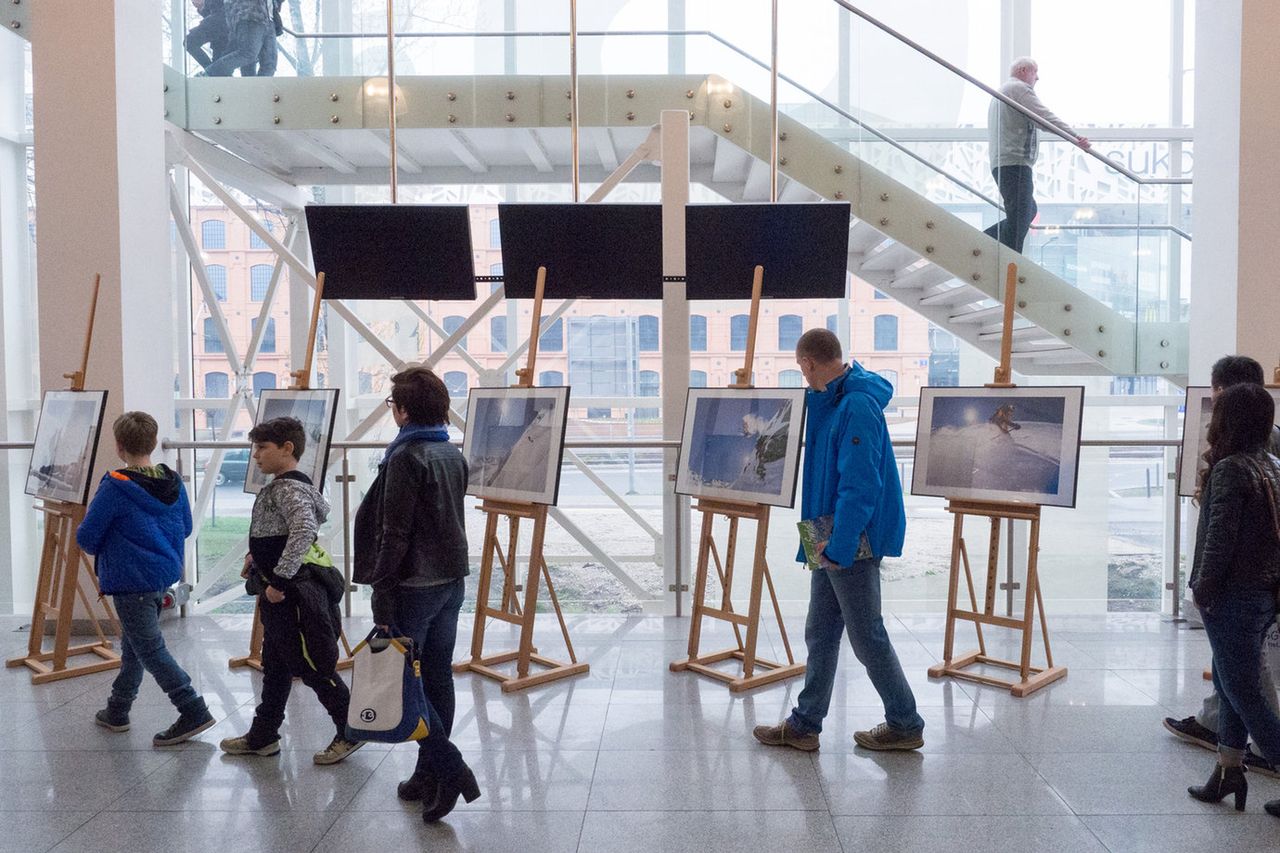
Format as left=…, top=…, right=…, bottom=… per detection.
left=353, top=366, right=480, bottom=823
left=1187, top=383, right=1280, bottom=816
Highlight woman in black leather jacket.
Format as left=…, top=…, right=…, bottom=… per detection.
left=1187, top=383, right=1280, bottom=817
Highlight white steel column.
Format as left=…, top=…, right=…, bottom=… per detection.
left=660, top=110, right=690, bottom=615
left=31, top=0, right=173, bottom=465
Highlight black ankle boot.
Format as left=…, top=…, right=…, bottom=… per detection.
left=422, top=764, right=481, bottom=824
left=1265, top=798, right=1280, bottom=818
left=1188, top=764, right=1247, bottom=811
left=397, top=770, right=438, bottom=802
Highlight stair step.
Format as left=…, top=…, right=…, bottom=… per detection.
left=949, top=305, right=1004, bottom=324
left=918, top=283, right=981, bottom=307
left=891, top=264, right=953, bottom=292
left=848, top=220, right=888, bottom=256
left=978, top=325, right=1050, bottom=342
left=858, top=242, right=919, bottom=274
left=1013, top=349, right=1098, bottom=365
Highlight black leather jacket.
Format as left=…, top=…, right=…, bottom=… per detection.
left=353, top=439, right=470, bottom=625
left=1191, top=449, right=1280, bottom=609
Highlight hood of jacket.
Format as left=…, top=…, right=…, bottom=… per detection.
left=113, top=465, right=183, bottom=508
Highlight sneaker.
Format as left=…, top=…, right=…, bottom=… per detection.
left=219, top=735, right=281, bottom=757
left=153, top=710, right=216, bottom=747
left=854, top=722, right=924, bottom=751
left=1246, top=747, right=1279, bottom=779
left=1163, top=716, right=1217, bottom=751
left=752, top=720, right=820, bottom=752
left=94, top=708, right=130, bottom=733
left=314, top=736, right=364, bottom=766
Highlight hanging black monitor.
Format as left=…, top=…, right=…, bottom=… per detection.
left=685, top=203, right=851, bottom=299
left=304, top=204, right=477, bottom=300
left=497, top=203, right=664, bottom=299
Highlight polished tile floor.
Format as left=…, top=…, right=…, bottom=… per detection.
left=3, top=611, right=1279, bottom=852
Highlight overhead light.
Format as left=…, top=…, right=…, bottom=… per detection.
left=363, top=77, right=404, bottom=103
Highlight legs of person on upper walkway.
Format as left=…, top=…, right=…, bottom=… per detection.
left=983, top=165, right=1037, bottom=253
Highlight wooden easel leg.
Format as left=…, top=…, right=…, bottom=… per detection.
left=467, top=510, right=501, bottom=664
left=958, top=539, right=986, bottom=657
left=24, top=520, right=61, bottom=659
left=1019, top=514, right=1041, bottom=681
left=230, top=600, right=265, bottom=670
left=502, top=515, right=523, bottom=615
left=983, top=516, right=1000, bottom=616
left=515, top=508, right=550, bottom=679
left=739, top=509, right=770, bottom=680
left=51, top=517, right=79, bottom=672
left=939, top=512, right=965, bottom=666
left=538, top=555, right=579, bottom=664
left=684, top=509, right=715, bottom=662
left=762, top=560, right=795, bottom=665
left=708, top=536, right=744, bottom=651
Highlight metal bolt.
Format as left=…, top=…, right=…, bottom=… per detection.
left=448, top=92, right=457, bottom=101
left=330, top=115, right=339, bottom=123
left=925, top=246, right=935, bottom=254
left=565, top=113, right=572, bottom=121
left=926, top=221, right=935, bottom=229
left=448, top=114, right=457, bottom=123
left=1160, top=339, right=1170, bottom=347
left=972, top=249, right=981, bottom=257
left=1064, top=304, right=1073, bottom=312
left=1098, top=325, right=1105, bottom=333
left=163, top=84, right=169, bottom=93
left=880, top=217, right=890, bottom=226
left=686, top=89, right=695, bottom=98
left=880, top=192, right=889, bottom=202
left=723, top=98, right=732, bottom=109
left=778, top=157, right=787, bottom=166
left=213, top=95, right=221, bottom=103
left=164, top=109, right=169, bottom=118
left=834, top=165, right=843, bottom=174
left=1018, top=300, right=1027, bottom=309
left=1018, top=276, right=1027, bottom=284
left=273, top=116, right=280, bottom=124
left=9, top=21, right=19, bottom=29
left=626, top=111, right=635, bottom=121
left=565, top=90, right=573, bottom=99
left=506, top=91, right=516, bottom=100
left=688, top=110, right=695, bottom=120
left=971, top=273, right=981, bottom=281
left=505, top=113, right=515, bottom=123
left=834, top=191, right=845, bottom=200
left=1161, top=361, right=1170, bottom=369
left=1098, top=350, right=1107, bottom=357
left=723, top=123, right=732, bottom=133
left=213, top=116, right=222, bottom=124
left=272, top=93, right=280, bottom=103
left=330, top=93, right=339, bottom=102
left=626, top=89, right=635, bottom=99
left=779, top=131, right=788, bottom=141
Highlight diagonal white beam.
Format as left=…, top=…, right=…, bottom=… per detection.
left=169, top=180, right=245, bottom=376
left=444, top=129, right=487, bottom=174
left=589, top=127, right=619, bottom=171
left=585, top=126, right=660, bottom=202
left=406, top=301, right=487, bottom=374
left=244, top=220, right=296, bottom=371
left=292, top=131, right=358, bottom=174
left=422, top=287, right=505, bottom=370
left=519, top=128, right=554, bottom=174
left=165, top=127, right=307, bottom=210
left=497, top=297, right=574, bottom=375
left=370, top=129, right=422, bottom=174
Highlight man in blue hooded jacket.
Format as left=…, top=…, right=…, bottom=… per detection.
left=754, top=329, right=924, bottom=752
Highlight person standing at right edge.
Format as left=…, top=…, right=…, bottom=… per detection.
left=353, top=366, right=480, bottom=824
left=1185, top=383, right=1280, bottom=818
left=754, top=329, right=924, bottom=753
left=984, top=57, right=1090, bottom=253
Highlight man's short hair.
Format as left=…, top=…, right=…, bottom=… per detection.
left=248, top=416, right=306, bottom=460
left=1210, top=355, right=1265, bottom=390
left=795, top=328, right=843, bottom=364
left=390, top=366, right=451, bottom=425
left=113, top=411, right=158, bottom=456
left=1010, top=56, right=1037, bottom=77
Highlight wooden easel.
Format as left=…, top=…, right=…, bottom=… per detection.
left=229, top=272, right=354, bottom=673
left=7, top=274, right=122, bottom=684
left=453, top=266, right=589, bottom=692
left=927, top=263, right=1066, bottom=697
left=670, top=265, right=805, bottom=691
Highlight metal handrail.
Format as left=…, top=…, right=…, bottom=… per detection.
left=1029, top=223, right=1193, bottom=241
left=832, top=0, right=1191, bottom=187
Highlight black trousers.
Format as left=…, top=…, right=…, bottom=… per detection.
left=983, top=165, right=1037, bottom=253
left=247, top=594, right=350, bottom=747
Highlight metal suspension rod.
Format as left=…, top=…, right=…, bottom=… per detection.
left=769, top=0, right=778, bottom=203
left=385, top=0, right=399, bottom=202
left=569, top=0, right=580, bottom=202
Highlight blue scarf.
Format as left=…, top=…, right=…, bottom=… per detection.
left=382, top=424, right=449, bottom=466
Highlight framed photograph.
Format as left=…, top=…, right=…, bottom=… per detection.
left=245, top=388, right=341, bottom=494
left=675, top=388, right=807, bottom=508
left=1177, top=386, right=1280, bottom=497
left=463, top=387, right=571, bottom=505
left=911, top=386, right=1085, bottom=508
left=26, top=390, right=109, bottom=505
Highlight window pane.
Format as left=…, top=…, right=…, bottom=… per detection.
left=729, top=315, right=749, bottom=351
left=778, top=314, right=802, bottom=350
left=876, top=369, right=898, bottom=393
left=826, top=314, right=838, bottom=334
left=204, top=371, right=228, bottom=397
left=201, top=219, right=225, bottom=249
left=540, top=316, right=564, bottom=352
left=252, top=317, right=276, bottom=353
left=690, top=315, right=707, bottom=351
left=444, top=370, right=468, bottom=397
left=443, top=315, right=467, bottom=350
left=637, top=369, right=660, bottom=418
left=779, top=369, right=803, bottom=387
left=252, top=371, right=276, bottom=397
left=205, top=264, right=227, bottom=301
left=249, top=221, right=272, bottom=250
left=539, top=370, right=564, bottom=386
left=638, top=315, right=659, bottom=351
left=203, top=317, right=224, bottom=353
left=873, top=315, right=899, bottom=351
left=490, top=316, right=507, bottom=351
left=873, top=289, right=889, bottom=300
left=568, top=316, right=633, bottom=396
left=689, top=369, right=708, bottom=387
left=250, top=264, right=272, bottom=301
left=488, top=219, right=501, bottom=248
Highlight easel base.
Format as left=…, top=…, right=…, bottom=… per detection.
left=670, top=647, right=806, bottom=692
left=928, top=650, right=1067, bottom=697
left=228, top=655, right=354, bottom=673
left=6, top=642, right=121, bottom=684
left=453, top=651, right=588, bottom=693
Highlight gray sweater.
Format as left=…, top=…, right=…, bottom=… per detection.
left=987, top=78, right=1078, bottom=169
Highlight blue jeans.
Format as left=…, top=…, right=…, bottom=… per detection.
left=393, top=580, right=467, bottom=781
left=206, top=20, right=273, bottom=77
left=788, top=559, right=924, bottom=736
left=983, top=165, right=1037, bottom=253
left=109, top=592, right=205, bottom=717
left=1202, top=590, right=1280, bottom=764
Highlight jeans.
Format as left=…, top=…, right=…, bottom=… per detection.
left=184, top=16, right=228, bottom=70
left=247, top=594, right=350, bottom=747
left=982, top=165, right=1037, bottom=253
left=1195, top=628, right=1279, bottom=732
left=394, top=579, right=468, bottom=781
left=788, top=559, right=924, bottom=736
left=109, top=592, right=206, bottom=717
left=1202, top=590, right=1280, bottom=765
left=206, top=20, right=273, bottom=77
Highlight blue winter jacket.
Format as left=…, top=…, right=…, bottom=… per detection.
left=797, top=362, right=906, bottom=566
left=76, top=466, right=193, bottom=595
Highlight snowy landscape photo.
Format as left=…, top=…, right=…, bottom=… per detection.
left=246, top=389, right=340, bottom=495
left=463, top=387, right=570, bottom=505
left=26, top=390, right=108, bottom=505
left=911, top=387, right=1084, bottom=507
left=675, top=388, right=806, bottom=507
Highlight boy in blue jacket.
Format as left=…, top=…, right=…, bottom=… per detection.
left=754, top=329, right=924, bottom=753
left=77, top=411, right=213, bottom=746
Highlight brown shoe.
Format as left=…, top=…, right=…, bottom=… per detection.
left=752, top=720, right=820, bottom=752
left=854, top=722, right=924, bottom=751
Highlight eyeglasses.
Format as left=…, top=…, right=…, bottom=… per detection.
left=384, top=397, right=395, bottom=409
